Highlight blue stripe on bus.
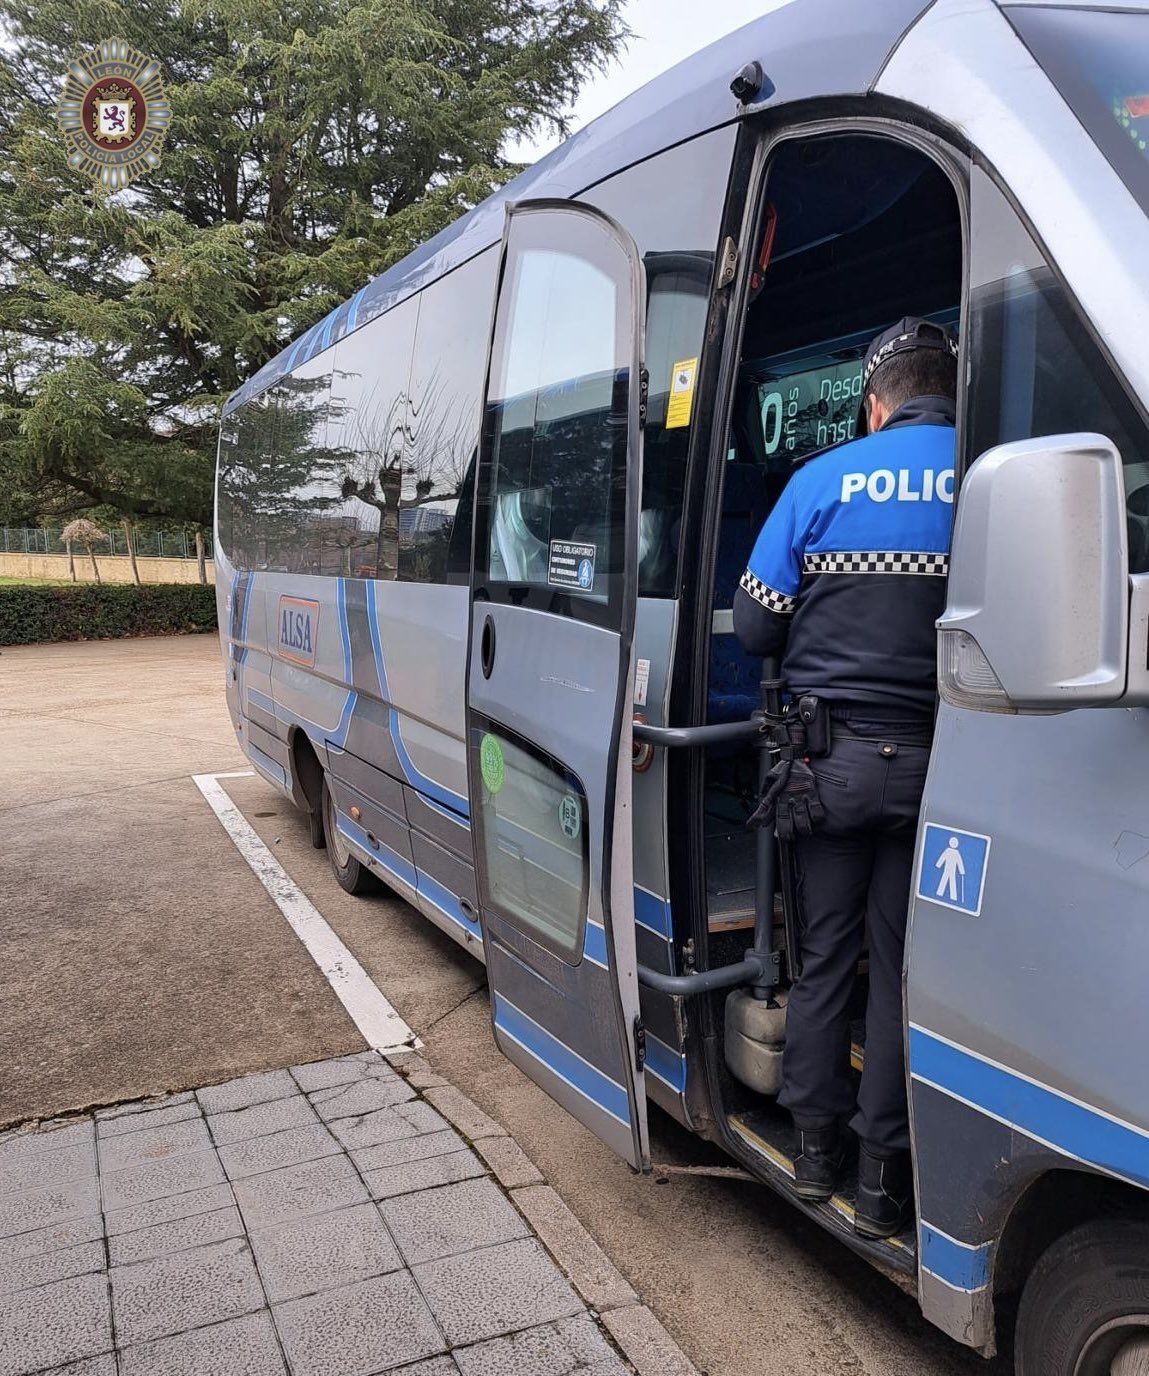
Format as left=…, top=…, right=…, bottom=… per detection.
left=918, top=1223, right=991, bottom=1292
left=583, top=919, right=608, bottom=968
left=418, top=871, right=480, bottom=939
left=336, top=811, right=418, bottom=890
left=346, top=285, right=368, bottom=333
left=247, top=741, right=286, bottom=787
left=644, top=1030, right=687, bottom=1094
left=634, top=886, right=672, bottom=939
left=362, top=587, right=469, bottom=817
left=493, top=993, right=630, bottom=1127
left=247, top=681, right=356, bottom=754
left=910, top=1026, right=1149, bottom=1190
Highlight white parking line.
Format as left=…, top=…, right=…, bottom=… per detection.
left=192, top=770, right=418, bottom=1053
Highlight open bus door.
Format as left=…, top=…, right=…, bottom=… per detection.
left=466, top=201, right=650, bottom=1170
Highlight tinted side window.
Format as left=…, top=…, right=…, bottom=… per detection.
left=967, top=168, right=1149, bottom=572
left=328, top=297, right=420, bottom=579
left=216, top=357, right=338, bottom=574
left=580, top=126, right=736, bottom=595
left=400, top=250, right=498, bottom=584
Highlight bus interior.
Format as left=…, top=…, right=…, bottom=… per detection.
left=699, top=131, right=963, bottom=1250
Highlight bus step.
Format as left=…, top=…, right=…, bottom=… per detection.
left=728, top=1107, right=917, bottom=1281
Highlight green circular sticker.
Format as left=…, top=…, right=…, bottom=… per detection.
left=480, top=733, right=505, bottom=795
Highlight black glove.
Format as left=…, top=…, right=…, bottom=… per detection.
left=775, top=758, right=825, bottom=839
left=746, top=758, right=792, bottom=830
left=747, top=757, right=825, bottom=839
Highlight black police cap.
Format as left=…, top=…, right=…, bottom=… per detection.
left=856, top=316, right=958, bottom=435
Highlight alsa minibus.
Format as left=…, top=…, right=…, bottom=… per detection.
left=216, top=2, right=1149, bottom=1368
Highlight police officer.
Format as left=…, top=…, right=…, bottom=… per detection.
left=733, top=318, right=958, bottom=1238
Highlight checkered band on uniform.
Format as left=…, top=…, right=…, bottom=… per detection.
left=803, top=551, right=950, bottom=576
left=739, top=569, right=797, bottom=614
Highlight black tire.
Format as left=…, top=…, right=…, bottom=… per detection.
left=321, top=778, right=379, bottom=896
left=1015, top=1219, right=1149, bottom=1376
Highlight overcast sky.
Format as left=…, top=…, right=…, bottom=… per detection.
left=508, top=0, right=792, bottom=164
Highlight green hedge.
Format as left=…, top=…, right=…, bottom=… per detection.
left=0, top=583, right=218, bottom=645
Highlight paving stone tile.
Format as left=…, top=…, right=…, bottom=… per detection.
left=96, top=1100, right=201, bottom=1139
left=118, top=1311, right=287, bottom=1376
left=0, top=1214, right=104, bottom=1262
left=104, top=1183, right=234, bottom=1237
left=110, top=1237, right=264, bottom=1345
left=385, top=1051, right=449, bottom=1090
left=100, top=1149, right=225, bottom=1213
left=249, top=1200, right=402, bottom=1302
left=0, top=1119, right=94, bottom=1156
left=328, top=1105, right=422, bottom=1152
left=218, top=1123, right=340, bottom=1181
left=413, top=1238, right=582, bottom=1346
left=97, top=1093, right=194, bottom=1120
left=600, top=1305, right=696, bottom=1376
left=473, top=1137, right=544, bottom=1190
left=0, top=1177, right=100, bottom=1241
left=274, top=1271, right=446, bottom=1376
left=108, top=1205, right=245, bottom=1266
left=0, top=1239, right=105, bottom=1296
left=0, top=1271, right=111, bottom=1376
left=195, top=1070, right=297, bottom=1115
left=97, top=1118, right=213, bottom=1174
left=510, top=1186, right=636, bottom=1312
left=307, top=1077, right=414, bottom=1122
left=421, top=1087, right=505, bottom=1142
left=396, top=1101, right=452, bottom=1135
left=47, top=1356, right=118, bottom=1376
left=290, top=1051, right=399, bottom=1094
left=350, top=1130, right=463, bottom=1173
left=380, top=1178, right=528, bottom=1265
left=363, top=1149, right=487, bottom=1202
left=0, top=1141, right=97, bottom=1197
left=453, top=1316, right=630, bottom=1376
left=390, top=1361, right=459, bottom=1376
left=232, top=1154, right=368, bottom=1231
left=207, top=1094, right=318, bottom=1146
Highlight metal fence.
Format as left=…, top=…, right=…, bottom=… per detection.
left=0, top=527, right=213, bottom=560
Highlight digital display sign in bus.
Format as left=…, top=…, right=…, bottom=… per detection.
left=758, top=359, right=863, bottom=464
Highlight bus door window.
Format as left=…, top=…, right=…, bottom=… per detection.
left=579, top=125, right=737, bottom=598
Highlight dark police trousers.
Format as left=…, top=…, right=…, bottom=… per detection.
left=778, top=711, right=932, bottom=1152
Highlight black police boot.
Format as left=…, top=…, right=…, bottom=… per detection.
left=855, top=1144, right=912, bottom=1239
left=792, top=1118, right=845, bottom=1202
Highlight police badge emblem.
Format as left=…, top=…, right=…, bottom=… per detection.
left=56, top=38, right=170, bottom=191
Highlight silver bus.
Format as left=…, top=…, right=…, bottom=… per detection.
left=215, top=2, right=1149, bottom=1368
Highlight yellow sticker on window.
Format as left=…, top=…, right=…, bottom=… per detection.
left=665, top=357, right=698, bottom=430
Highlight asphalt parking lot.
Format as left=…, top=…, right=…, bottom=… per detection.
left=0, top=634, right=1003, bottom=1376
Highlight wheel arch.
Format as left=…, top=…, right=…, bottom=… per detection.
left=992, top=1167, right=1149, bottom=1349
left=288, top=727, right=325, bottom=826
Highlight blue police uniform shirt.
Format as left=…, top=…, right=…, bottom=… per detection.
left=733, top=396, right=956, bottom=717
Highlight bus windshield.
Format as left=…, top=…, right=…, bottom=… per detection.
left=1009, top=5, right=1149, bottom=216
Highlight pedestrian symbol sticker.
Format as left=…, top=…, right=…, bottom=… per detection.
left=917, top=823, right=991, bottom=917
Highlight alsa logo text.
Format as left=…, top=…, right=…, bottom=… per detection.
left=278, top=596, right=319, bottom=667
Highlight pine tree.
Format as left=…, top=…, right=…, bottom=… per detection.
left=0, top=0, right=626, bottom=526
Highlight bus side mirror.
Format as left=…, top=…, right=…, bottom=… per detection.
left=938, top=433, right=1129, bottom=713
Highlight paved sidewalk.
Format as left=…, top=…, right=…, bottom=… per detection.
left=0, top=1052, right=691, bottom=1376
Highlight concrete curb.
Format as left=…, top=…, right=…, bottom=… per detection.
left=387, top=1052, right=700, bottom=1376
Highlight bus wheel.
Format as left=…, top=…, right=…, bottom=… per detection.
left=1015, top=1220, right=1149, bottom=1376
left=321, top=779, right=379, bottom=896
